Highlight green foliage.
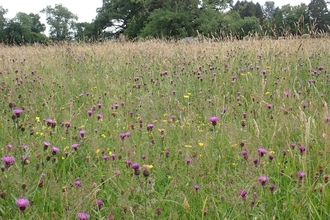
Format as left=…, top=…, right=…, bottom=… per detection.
left=4, top=12, right=48, bottom=44
left=308, top=0, right=330, bottom=31
left=41, top=4, right=78, bottom=41
left=0, top=6, right=8, bottom=42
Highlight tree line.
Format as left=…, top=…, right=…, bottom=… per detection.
left=0, top=0, right=329, bottom=44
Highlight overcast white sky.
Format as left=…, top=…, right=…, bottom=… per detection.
left=2, top=0, right=312, bottom=34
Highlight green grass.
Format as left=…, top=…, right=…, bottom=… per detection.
left=0, top=38, right=330, bottom=219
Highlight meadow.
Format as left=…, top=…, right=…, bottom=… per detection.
left=0, top=38, right=330, bottom=219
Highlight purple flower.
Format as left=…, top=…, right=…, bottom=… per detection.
left=147, top=124, right=154, bottom=131
left=97, top=103, right=102, bottom=108
left=77, top=212, right=90, bottom=220
left=269, top=184, right=276, bottom=192
left=79, top=130, right=86, bottom=138
left=51, top=146, right=60, bottom=155
left=172, top=90, right=177, bottom=95
left=267, top=104, right=274, bottom=109
left=43, top=141, right=50, bottom=150
left=132, top=163, right=140, bottom=170
left=13, top=108, right=24, bottom=117
left=75, top=179, right=82, bottom=187
left=318, top=66, right=324, bottom=70
left=87, top=109, right=93, bottom=116
left=209, top=116, right=219, bottom=126
left=239, top=189, right=247, bottom=199
left=16, top=195, right=29, bottom=211
left=6, top=144, right=13, bottom=150
left=125, top=160, right=132, bottom=167
left=257, top=148, right=268, bottom=157
left=102, top=155, right=110, bottom=161
left=71, top=143, right=79, bottom=151
left=2, top=155, right=15, bottom=167
left=44, top=118, right=56, bottom=127
left=194, top=185, right=200, bottom=191
left=299, top=145, right=306, bottom=155
left=97, top=114, right=103, bottom=120
left=185, top=158, right=192, bottom=165
left=96, top=199, right=103, bottom=208
left=110, top=154, right=116, bottom=160
left=156, top=207, right=162, bottom=215
left=258, top=176, right=269, bottom=186
left=241, top=149, right=248, bottom=159
left=298, top=171, right=306, bottom=180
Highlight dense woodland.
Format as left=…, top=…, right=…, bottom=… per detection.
left=0, top=0, right=329, bottom=44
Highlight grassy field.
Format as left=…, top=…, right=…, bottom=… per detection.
left=0, top=38, right=330, bottom=219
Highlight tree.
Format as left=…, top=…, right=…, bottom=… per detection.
left=308, top=0, right=329, bottom=31
left=29, top=13, right=46, bottom=33
left=0, top=6, right=8, bottom=42
left=41, top=4, right=78, bottom=41
left=5, top=12, right=48, bottom=44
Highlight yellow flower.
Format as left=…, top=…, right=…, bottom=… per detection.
left=168, top=176, right=172, bottom=179
left=95, top=149, right=100, bottom=154
left=241, top=73, right=246, bottom=76
left=149, top=165, right=154, bottom=169
left=108, top=151, right=112, bottom=155
left=247, top=72, right=251, bottom=75
left=101, top=134, right=106, bottom=138
left=187, top=93, right=191, bottom=96
left=162, top=120, right=167, bottom=123
left=266, top=66, right=271, bottom=69
left=184, top=95, right=189, bottom=99
left=36, top=132, right=39, bottom=135
left=40, top=132, right=44, bottom=136
left=163, top=114, right=167, bottom=117
left=185, top=145, right=192, bottom=148
left=64, top=146, right=69, bottom=151
left=232, top=144, right=238, bottom=148
left=198, top=142, right=204, bottom=147
left=265, top=91, right=270, bottom=95
left=35, top=117, right=40, bottom=122
left=269, top=150, right=275, bottom=154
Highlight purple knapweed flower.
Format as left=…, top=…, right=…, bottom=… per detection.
left=77, top=212, right=90, bottom=220
left=290, top=143, right=296, bottom=149
left=13, top=108, right=24, bottom=116
left=267, top=104, right=274, bottom=109
left=299, top=145, right=306, bottom=155
left=298, top=171, right=306, bottom=180
left=241, top=150, right=248, bottom=160
left=132, top=163, right=140, bottom=170
left=97, top=103, right=102, bottom=108
left=51, top=146, right=60, bottom=155
left=97, top=114, right=103, bottom=120
left=79, top=130, right=86, bottom=138
left=2, top=155, right=15, bottom=168
left=172, top=90, right=177, bottom=95
left=147, top=124, right=154, bottom=131
left=43, top=141, right=50, bottom=150
left=185, top=158, right=192, bottom=165
left=110, top=154, right=116, bottom=160
left=96, top=199, right=103, bottom=209
left=87, top=109, right=93, bottom=116
left=6, top=144, right=13, bottom=150
left=102, top=155, right=109, bottom=161
left=16, top=195, right=29, bottom=211
left=318, top=66, right=324, bottom=70
left=258, top=176, right=269, bottom=186
left=156, top=207, right=162, bottom=215
left=257, top=148, right=268, bottom=157
left=209, top=116, right=219, bottom=126
left=71, top=143, right=79, bottom=151
left=75, top=179, right=82, bottom=187
left=125, top=160, right=132, bottom=167
left=269, top=184, right=276, bottom=192
left=239, top=189, right=247, bottom=199
left=194, top=185, right=200, bottom=191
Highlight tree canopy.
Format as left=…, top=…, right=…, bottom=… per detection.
left=0, top=0, right=329, bottom=44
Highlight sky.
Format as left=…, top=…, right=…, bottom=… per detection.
left=2, top=0, right=312, bottom=34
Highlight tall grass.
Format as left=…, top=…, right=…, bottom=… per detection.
left=0, top=38, right=330, bottom=219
